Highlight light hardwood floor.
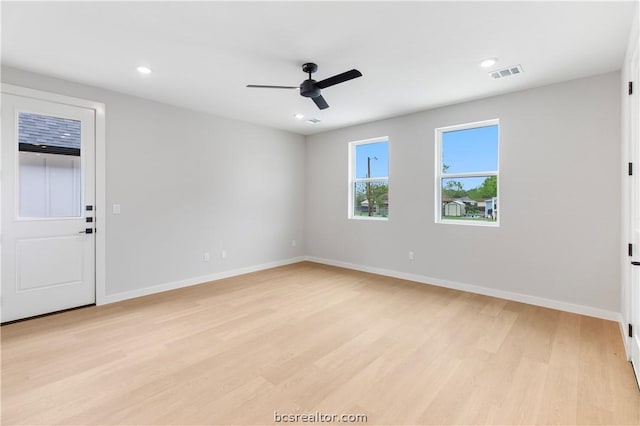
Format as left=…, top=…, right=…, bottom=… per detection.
left=2, top=262, right=639, bottom=425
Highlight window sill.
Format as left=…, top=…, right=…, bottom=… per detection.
left=436, top=219, right=499, bottom=227
left=349, top=216, right=389, bottom=221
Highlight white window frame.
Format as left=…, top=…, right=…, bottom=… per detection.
left=348, top=136, right=389, bottom=221
left=435, top=119, right=499, bottom=227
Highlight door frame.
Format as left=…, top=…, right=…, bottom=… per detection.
left=626, top=46, right=640, bottom=372
left=621, top=8, right=640, bottom=369
left=628, top=42, right=640, bottom=384
left=1, top=83, right=107, bottom=305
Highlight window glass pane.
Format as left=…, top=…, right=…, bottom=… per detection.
left=355, top=141, right=389, bottom=178
left=353, top=180, right=389, bottom=218
left=18, top=113, right=82, bottom=218
left=441, top=176, right=497, bottom=221
left=442, top=125, right=498, bottom=173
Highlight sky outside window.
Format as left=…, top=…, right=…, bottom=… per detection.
left=355, top=141, right=388, bottom=178
left=442, top=125, right=498, bottom=189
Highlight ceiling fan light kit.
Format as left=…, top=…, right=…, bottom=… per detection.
left=247, top=62, right=362, bottom=110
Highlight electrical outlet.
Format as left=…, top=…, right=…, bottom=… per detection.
left=408, top=251, right=415, bottom=260
left=221, top=249, right=227, bottom=259
left=291, top=240, right=297, bottom=247
left=203, top=252, right=210, bottom=262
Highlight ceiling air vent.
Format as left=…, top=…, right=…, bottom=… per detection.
left=489, top=64, right=524, bottom=79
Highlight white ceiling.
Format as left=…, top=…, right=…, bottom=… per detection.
left=2, top=1, right=636, bottom=135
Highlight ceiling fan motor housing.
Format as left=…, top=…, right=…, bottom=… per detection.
left=300, top=79, right=321, bottom=98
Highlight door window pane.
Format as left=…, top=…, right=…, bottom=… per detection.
left=18, top=113, right=81, bottom=218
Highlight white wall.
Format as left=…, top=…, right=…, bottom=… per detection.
left=306, top=72, right=621, bottom=316
left=2, top=66, right=306, bottom=298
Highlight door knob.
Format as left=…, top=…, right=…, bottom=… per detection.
left=78, top=228, right=93, bottom=234
left=632, top=261, right=640, bottom=266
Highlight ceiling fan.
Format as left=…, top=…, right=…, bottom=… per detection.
left=246, top=62, right=362, bottom=110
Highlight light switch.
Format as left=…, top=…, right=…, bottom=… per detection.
left=112, top=204, right=121, bottom=214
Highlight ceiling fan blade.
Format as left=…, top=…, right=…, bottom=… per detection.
left=246, top=85, right=298, bottom=89
left=315, top=69, right=362, bottom=89
left=312, top=95, right=329, bottom=110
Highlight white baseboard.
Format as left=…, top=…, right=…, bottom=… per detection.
left=305, top=256, right=622, bottom=323
left=99, top=254, right=623, bottom=334
left=100, top=256, right=307, bottom=305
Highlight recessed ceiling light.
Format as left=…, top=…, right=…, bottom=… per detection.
left=306, top=118, right=321, bottom=124
left=294, top=113, right=304, bottom=119
left=480, top=58, right=498, bottom=68
left=137, top=66, right=152, bottom=75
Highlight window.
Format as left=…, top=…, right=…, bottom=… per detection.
left=18, top=112, right=82, bottom=218
left=435, top=120, right=499, bottom=225
left=349, top=137, right=389, bottom=219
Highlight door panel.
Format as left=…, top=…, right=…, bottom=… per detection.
left=1, top=93, right=96, bottom=322
left=630, top=46, right=640, bottom=387
left=16, top=235, right=84, bottom=291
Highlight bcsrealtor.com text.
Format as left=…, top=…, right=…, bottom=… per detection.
left=274, top=411, right=368, bottom=423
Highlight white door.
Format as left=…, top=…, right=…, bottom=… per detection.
left=630, top=47, right=640, bottom=386
left=1, top=92, right=96, bottom=322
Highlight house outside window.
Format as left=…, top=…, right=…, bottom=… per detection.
left=435, top=119, right=499, bottom=226
left=348, top=137, right=389, bottom=220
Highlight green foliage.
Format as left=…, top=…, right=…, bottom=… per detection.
left=369, top=182, right=388, bottom=206
left=442, top=180, right=465, bottom=198
left=355, top=182, right=389, bottom=216
left=467, top=176, right=497, bottom=200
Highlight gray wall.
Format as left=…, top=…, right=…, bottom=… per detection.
left=305, top=72, right=621, bottom=313
left=3, top=66, right=622, bottom=315
left=2, top=66, right=306, bottom=297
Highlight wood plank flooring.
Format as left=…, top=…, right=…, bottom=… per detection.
left=2, top=261, right=639, bottom=425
